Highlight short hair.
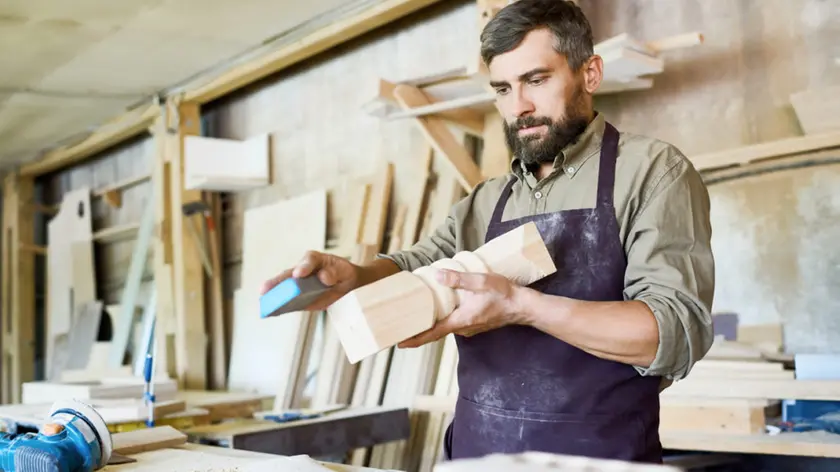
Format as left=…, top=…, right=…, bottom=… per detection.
left=480, top=0, right=594, bottom=71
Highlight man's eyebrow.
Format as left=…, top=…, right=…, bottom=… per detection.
left=489, top=67, right=553, bottom=88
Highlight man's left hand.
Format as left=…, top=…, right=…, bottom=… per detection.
left=398, top=269, right=526, bottom=348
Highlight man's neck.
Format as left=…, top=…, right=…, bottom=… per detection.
left=536, top=162, right=554, bottom=181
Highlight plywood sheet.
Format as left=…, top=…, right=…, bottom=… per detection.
left=46, top=187, right=97, bottom=380
left=227, top=189, right=327, bottom=404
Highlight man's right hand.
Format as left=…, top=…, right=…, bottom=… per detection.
left=260, top=250, right=361, bottom=312
left=259, top=251, right=401, bottom=312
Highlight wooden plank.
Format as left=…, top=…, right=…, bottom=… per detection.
left=1, top=174, right=36, bottom=403
left=692, top=130, right=840, bottom=171
left=150, top=116, right=177, bottom=380
left=205, top=193, right=227, bottom=390
left=45, top=187, right=97, bottom=380
left=183, top=0, right=445, bottom=104
left=661, top=431, right=840, bottom=459
left=113, top=426, right=188, bottom=455
left=183, top=134, right=270, bottom=191
left=227, top=189, right=326, bottom=404
left=108, top=190, right=156, bottom=368
left=19, top=103, right=159, bottom=178
left=167, top=100, right=207, bottom=389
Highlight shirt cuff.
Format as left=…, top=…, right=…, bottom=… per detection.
left=633, top=294, right=691, bottom=380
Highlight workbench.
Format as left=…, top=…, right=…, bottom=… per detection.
left=104, top=441, right=395, bottom=471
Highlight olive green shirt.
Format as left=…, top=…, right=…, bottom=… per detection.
left=382, top=112, right=715, bottom=382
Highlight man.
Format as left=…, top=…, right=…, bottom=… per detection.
left=261, top=0, right=715, bottom=464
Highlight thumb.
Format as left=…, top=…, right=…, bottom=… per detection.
left=435, top=269, right=487, bottom=292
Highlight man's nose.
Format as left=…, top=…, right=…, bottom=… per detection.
left=511, top=90, right=535, bottom=118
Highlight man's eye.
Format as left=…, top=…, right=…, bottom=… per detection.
left=529, top=77, right=545, bottom=85
left=494, top=87, right=509, bottom=95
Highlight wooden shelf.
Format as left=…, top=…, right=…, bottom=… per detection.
left=365, top=32, right=702, bottom=121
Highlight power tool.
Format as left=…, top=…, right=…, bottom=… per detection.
left=0, top=399, right=112, bottom=471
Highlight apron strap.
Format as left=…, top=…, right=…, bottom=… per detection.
left=489, top=176, right=517, bottom=226
left=596, top=122, right=620, bottom=208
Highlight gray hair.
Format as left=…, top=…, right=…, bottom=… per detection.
left=480, top=0, right=594, bottom=71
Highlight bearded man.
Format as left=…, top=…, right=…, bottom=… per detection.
left=261, top=0, right=715, bottom=463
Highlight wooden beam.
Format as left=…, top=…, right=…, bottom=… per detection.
left=692, top=130, right=840, bottom=171
left=1, top=173, right=36, bottom=403
left=166, top=100, right=207, bottom=390
left=392, top=84, right=484, bottom=193
left=19, top=103, right=159, bottom=178
left=183, top=0, right=444, bottom=104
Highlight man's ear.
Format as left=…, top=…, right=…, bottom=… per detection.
left=581, top=55, right=603, bottom=94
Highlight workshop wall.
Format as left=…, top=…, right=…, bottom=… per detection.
left=583, top=0, right=840, bottom=155
left=582, top=0, right=840, bottom=348
left=201, top=0, right=478, bottom=293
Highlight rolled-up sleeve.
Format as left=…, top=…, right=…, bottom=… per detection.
left=623, top=151, right=716, bottom=380
left=378, top=212, right=458, bottom=272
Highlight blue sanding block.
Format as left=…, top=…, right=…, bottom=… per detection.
left=260, top=275, right=329, bottom=318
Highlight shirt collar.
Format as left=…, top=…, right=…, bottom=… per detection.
left=511, top=111, right=605, bottom=181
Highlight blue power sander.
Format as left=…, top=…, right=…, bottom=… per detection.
left=0, top=399, right=112, bottom=471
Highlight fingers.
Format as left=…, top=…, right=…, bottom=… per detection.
left=398, top=317, right=457, bottom=348
left=435, top=269, right=488, bottom=292
left=259, top=268, right=293, bottom=295
left=292, top=250, right=324, bottom=279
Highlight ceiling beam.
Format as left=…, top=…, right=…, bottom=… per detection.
left=19, top=103, right=159, bottom=178
left=183, top=0, right=445, bottom=105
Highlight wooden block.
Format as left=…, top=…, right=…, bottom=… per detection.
left=183, top=134, right=270, bottom=191
left=327, top=221, right=556, bottom=363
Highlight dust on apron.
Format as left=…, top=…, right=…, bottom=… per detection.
left=443, top=122, right=663, bottom=463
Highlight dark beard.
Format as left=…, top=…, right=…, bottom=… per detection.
left=503, top=94, right=591, bottom=167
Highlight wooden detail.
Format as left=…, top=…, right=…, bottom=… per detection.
left=182, top=0, right=445, bottom=104
left=92, top=173, right=152, bottom=209
left=658, top=397, right=769, bottom=436
left=227, top=188, right=326, bottom=405
left=46, top=188, right=97, bottom=380
left=166, top=100, right=207, bottom=390
left=21, top=378, right=178, bottom=404
left=371, top=80, right=484, bottom=136
left=19, top=103, right=159, bottom=178
left=392, top=84, right=483, bottom=193
left=150, top=116, right=176, bottom=380
left=205, top=193, right=227, bottom=390
left=480, top=111, right=510, bottom=179
left=113, top=426, right=188, bottom=456
left=692, top=130, right=840, bottom=171
left=1, top=173, right=35, bottom=403
left=328, top=221, right=556, bottom=363
left=789, top=84, right=840, bottom=135
left=183, top=134, right=270, bottom=192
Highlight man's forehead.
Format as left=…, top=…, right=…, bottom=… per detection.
left=488, top=29, right=569, bottom=80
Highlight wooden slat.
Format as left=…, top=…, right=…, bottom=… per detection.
left=19, top=103, right=159, bottom=178
left=692, top=130, right=840, bottom=171
left=392, top=84, right=483, bottom=193
left=183, top=0, right=445, bottom=104
left=167, top=100, right=207, bottom=389
left=1, top=174, right=35, bottom=403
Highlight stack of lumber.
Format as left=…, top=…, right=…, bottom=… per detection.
left=0, top=376, right=272, bottom=434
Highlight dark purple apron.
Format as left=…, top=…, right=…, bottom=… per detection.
left=443, top=122, right=663, bottom=463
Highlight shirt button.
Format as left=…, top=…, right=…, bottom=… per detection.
left=567, top=166, right=575, bottom=174
left=534, top=191, right=543, bottom=199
